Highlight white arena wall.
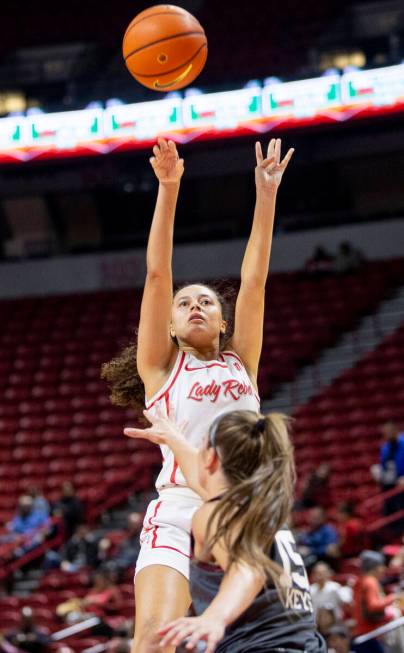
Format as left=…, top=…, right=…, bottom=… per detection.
left=1, top=217, right=403, bottom=299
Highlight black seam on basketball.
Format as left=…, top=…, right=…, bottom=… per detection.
left=124, top=12, right=202, bottom=42
left=124, top=31, right=205, bottom=60
left=128, top=42, right=207, bottom=78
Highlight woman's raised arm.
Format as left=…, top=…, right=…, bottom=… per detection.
left=230, top=139, right=294, bottom=382
left=137, top=138, right=184, bottom=395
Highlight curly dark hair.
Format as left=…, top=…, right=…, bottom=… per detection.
left=101, top=282, right=236, bottom=410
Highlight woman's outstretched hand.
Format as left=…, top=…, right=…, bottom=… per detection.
left=124, top=404, right=186, bottom=447
left=159, top=614, right=225, bottom=653
left=150, top=137, right=184, bottom=185
left=255, top=138, right=294, bottom=195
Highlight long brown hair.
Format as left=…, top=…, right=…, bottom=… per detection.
left=206, top=410, right=295, bottom=582
left=101, top=282, right=235, bottom=410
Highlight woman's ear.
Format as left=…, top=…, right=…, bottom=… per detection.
left=205, top=447, right=220, bottom=473
left=170, top=323, right=176, bottom=338
left=220, top=320, right=227, bottom=334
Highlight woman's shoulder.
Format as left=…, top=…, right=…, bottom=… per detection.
left=144, top=347, right=182, bottom=404
left=192, top=501, right=219, bottom=538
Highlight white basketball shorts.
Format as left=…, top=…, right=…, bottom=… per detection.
left=135, top=487, right=202, bottom=580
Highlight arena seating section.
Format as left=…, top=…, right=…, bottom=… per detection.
left=293, top=322, right=404, bottom=511
left=0, top=257, right=403, bottom=648
left=0, top=568, right=135, bottom=651
left=0, top=259, right=403, bottom=526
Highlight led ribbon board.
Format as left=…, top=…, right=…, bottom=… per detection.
left=0, top=63, right=403, bottom=163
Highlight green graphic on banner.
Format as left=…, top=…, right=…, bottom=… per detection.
left=184, top=89, right=261, bottom=129
left=12, top=125, right=21, bottom=142
left=0, top=64, right=403, bottom=162
left=263, top=75, right=341, bottom=117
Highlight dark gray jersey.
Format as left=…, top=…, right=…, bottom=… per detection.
left=189, top=527, right=326, bottom=653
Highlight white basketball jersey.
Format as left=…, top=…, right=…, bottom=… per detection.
left=145, top=350, right=260, bottom=491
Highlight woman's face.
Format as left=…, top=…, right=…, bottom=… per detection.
left=171, top=285, right=225, bottom=349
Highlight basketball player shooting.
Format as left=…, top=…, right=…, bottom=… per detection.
left=102, top=136, right=294, bottom=653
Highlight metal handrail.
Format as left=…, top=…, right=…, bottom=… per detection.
left=50, top=616, right=101, bottom=641
left=359, top=485, right=404, bottom=512
left=353, top=616, right=404, bottom=644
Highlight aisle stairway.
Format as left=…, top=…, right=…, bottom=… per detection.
left=264, top=284, right=404, bottom=414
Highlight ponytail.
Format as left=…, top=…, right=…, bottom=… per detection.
left=206, top=411, right=295, bottom=583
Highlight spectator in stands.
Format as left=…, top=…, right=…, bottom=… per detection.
left=27, top=487, right=50, bottom=518
left=305, top=245, right=335, bottom=276
left=310, top=562, right=352, bottom=620
left=44, top=524, right=99, bottom=572
left=387, top=536, right=404, bottom=570
left=336, top=502, right=364, bottom=557
left=327, top=624, right=354, bottom=653
left=106, top=620, right=133, bottom=653
left=108, top=642, right=130, bottom=653
left=297, top=463, right=331, bottom=510
left=98, top=512, right=142, bottom=572
left=352, top=550, right=401, bottom=653
left=8, top=495, right=49, bottom=537
left=316, top=606, right=337, bottom=638
left=53, top=481, right=84, bottom=537
left=57, top=570, right=121, bottom=624
left=335, top=241, right=364, bottom=274
left=298, top=507, right=339, bottom=568
left=5, top=606, right=49, bottom=653
left=379, top=421, right=404, bottom=520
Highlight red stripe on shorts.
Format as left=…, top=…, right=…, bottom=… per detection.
left=150, top=499, right=191, bottom=558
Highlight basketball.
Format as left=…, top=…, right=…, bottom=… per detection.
left=122, top=4, right=208, bottom=92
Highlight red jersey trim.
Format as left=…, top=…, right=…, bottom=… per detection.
left=222, top=351, right=260, bottom=404
left=151, top=542, right=191, bottom=559
left=184, top=361, right=227, bottom=371
left=170, top=459, right=179, bottom=484
left=221, top=350, right=244, bottom=365
left=145, top=351, right=186, bottom=409
left=149, top=499, right=191, bottom=558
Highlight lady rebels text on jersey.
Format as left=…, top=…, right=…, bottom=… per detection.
left=145, top=350, right=260, bottom=491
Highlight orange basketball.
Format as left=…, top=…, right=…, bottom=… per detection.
left=122, top=4, right=207, bottom=91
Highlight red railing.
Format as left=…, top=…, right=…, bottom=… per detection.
left=0, top=517, right=64, bottom=581
left=358, top=485, right=404, bottom=517
left=0, top=466, right=155, bottom=581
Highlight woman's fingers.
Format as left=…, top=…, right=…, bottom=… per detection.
left=280, top=147, right=295, bottom=169
left=266, top=138, right=276, bottom=159
left=167, top=139, right=178, bottom=155
left=185, top=630, right=206, bottom=649
left=159, top=619, right=195, bottom=646
left=274, top=138, right=281, bottom=164
left=255, top=141, right=263, bottom=165
left=124, top=426, right=163, bottom=444
left=259, top=155, right=275, bottom=169
left=123, top=427, right=144, bottom=438
left=158, top=137, right=168, bottom=150
left=178, top=419, right=189, bottom=434
left=143, top=408, right=157, bottom=424
left=206, top=633, right=219, bottom=653
left=159, top=625, right=183, bottom=647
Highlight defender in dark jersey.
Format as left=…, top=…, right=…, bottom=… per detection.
left=127, top=407, right=326, bottom=653
left=186, top=523, right=324, bottom=653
